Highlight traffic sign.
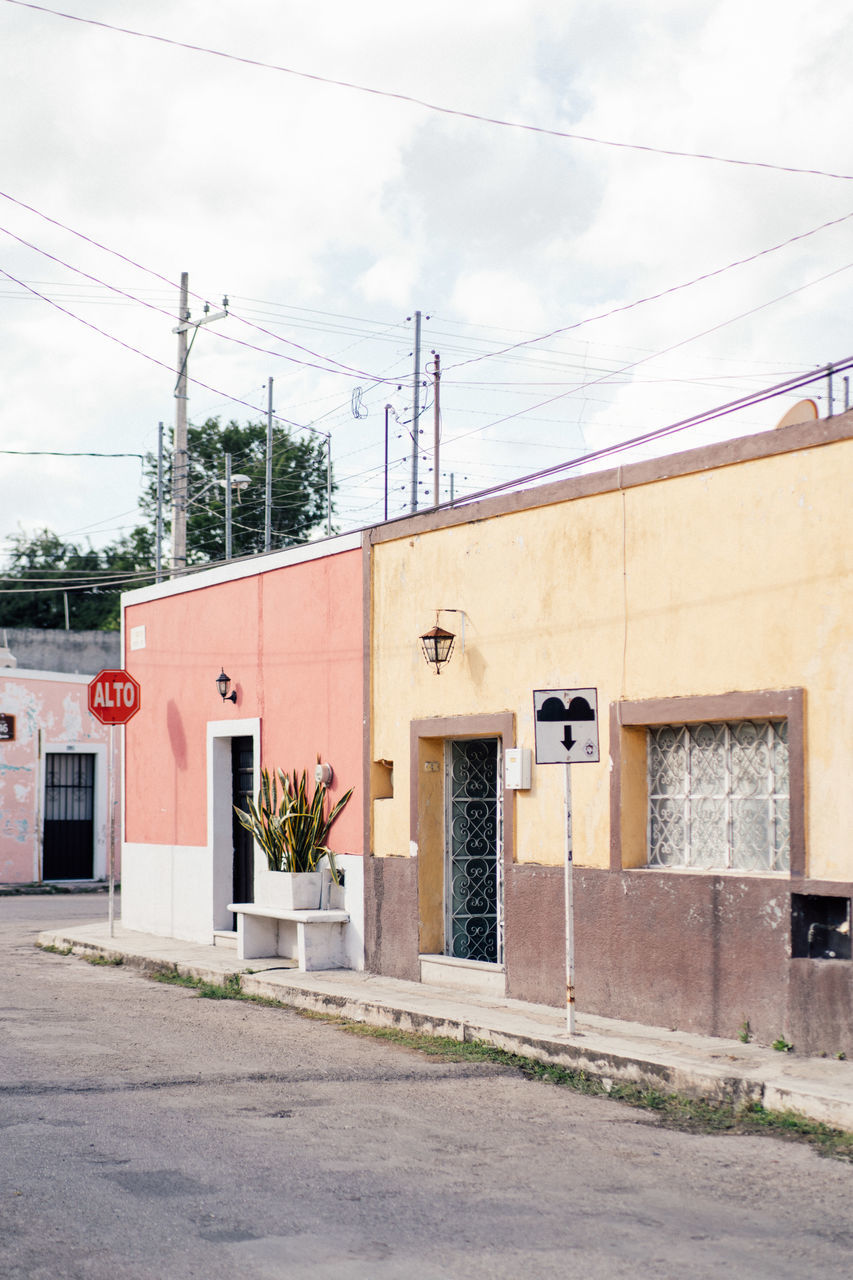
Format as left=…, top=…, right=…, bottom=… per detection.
left=533, top=688, right=599, bottom=764
left=88, top=669, right=141, bottom=725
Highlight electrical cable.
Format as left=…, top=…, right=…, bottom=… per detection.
left=5, top=0, right=852, bottom=183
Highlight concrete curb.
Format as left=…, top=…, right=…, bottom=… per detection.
left=37, top=927, right=853, bottom=1133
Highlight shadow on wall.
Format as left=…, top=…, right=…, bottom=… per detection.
left=166, top=700, right=187, bottom=770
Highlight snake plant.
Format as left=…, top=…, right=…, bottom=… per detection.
left=235, top=766, right=353, bottom=879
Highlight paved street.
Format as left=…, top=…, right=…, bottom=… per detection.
left=2, top=896, right=853, bottom=1280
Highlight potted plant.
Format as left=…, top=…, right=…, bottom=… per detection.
left=235, top=766, right=353, bottom=910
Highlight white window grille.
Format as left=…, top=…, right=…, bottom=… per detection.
left=647, top=720, right=789, bottom=872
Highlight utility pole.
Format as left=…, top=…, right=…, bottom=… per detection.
left=225, top=453, right=233, bottom=560
left=155, top=422, right=164, bottom=583
left=410, top=310, right=422, bottom=513
left=265, top=378, right=273, bottom=552
left=170, top=276, right=229, bottom=575
left=171, top=272, right=189, bottom=575
left=432, top=351, right=441, bottom=507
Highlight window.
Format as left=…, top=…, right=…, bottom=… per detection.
left=647, top=720, right=789, bottom=872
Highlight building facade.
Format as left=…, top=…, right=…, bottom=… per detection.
left=121, top=535, right=365, bottom=960
left=364, top=412, right=853, bottom=1054
left=0, top=668, right=119, bottom=884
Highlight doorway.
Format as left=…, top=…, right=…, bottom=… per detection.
left=444, top=737, right=502, bottom=963
left=231, top=736, right=255, bottom=918
left=43, top=752, right=95, bottom=880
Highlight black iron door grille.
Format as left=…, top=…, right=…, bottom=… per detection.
left=42, top=752, right=95, bottom=880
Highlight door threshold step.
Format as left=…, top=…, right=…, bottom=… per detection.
left=213, top=930, right=238, bottom=949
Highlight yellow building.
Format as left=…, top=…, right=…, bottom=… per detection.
left=363, top=410, right=853, bottom=1054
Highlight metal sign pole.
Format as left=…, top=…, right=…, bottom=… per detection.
left=108, top=723, right=116, bottom=938
left=564, top=761, right=575, bottom=1034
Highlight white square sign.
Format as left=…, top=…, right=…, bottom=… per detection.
left=533, top=688, right=600, bottom=764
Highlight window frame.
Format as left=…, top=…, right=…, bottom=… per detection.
left=609, top=689, right=805, bottom=877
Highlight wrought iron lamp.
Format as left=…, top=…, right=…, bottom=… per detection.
left=216, top=668, right=237, bottom=703
left=420, top=613, right=456, bottom=675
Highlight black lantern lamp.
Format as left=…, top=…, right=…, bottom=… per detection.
left=216, top=668, right=237, bottom=703
left=420, top=613, right=455, bottom=675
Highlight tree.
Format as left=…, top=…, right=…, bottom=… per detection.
left=139, top=417, right=332, bottom=565
left=0, top=528, right=152, bottom=631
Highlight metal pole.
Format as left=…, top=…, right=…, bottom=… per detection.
left=384, top=404, right=390, bottom=521
left=433, top=352, right=441, bottom=507
left=225, top=452, right=233, bottom=560
left=826, top=364, right=834, bottom=418
left=326, top=433, right=332, bottom=537
left=564, top=762, right=575, bottom=1034
left=265, top=378, right=273, bottom=552
left=108, top=723, right=116, bottom=938
left=410, top=310, right=421, bottom=513
left=155, top=422, right=164, bottom=583
left=171, top=272, right=189, bottom=575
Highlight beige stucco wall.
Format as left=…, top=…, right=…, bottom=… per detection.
left=370, top=425, right=853, bottom=881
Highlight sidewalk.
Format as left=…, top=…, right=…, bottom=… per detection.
left=37, top=918, right=853, bottom=1132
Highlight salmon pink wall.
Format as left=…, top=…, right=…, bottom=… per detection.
left=123, top=546, right=364, bottom=854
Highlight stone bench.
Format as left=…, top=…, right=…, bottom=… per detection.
left=227, top=902, right=350, bottom=970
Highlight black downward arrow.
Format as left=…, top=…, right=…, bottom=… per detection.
left=562, top=725, right=576, bottom=753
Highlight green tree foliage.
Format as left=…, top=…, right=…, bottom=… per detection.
left=0, top=528, right=152, bottom=631
left=143, top=417, right=332, bottom=564
left=0, top=418, right=332, bottom=630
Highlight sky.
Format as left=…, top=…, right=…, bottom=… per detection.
left=1, top=0, right=852, bottom=568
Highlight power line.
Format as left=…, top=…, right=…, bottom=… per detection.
left=5, top=0, right=852, bottom=183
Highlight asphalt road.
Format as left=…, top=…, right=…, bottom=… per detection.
left=2, top=894, right=852, bottom=1280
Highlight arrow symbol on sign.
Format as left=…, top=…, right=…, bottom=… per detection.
left=562, top=725, right=576, bottom=753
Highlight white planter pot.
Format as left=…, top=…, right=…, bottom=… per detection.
left=255, top=869, right=323, bottom=911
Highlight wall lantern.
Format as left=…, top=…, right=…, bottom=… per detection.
left=420, top=613, right=456, bottom=675
left=216, top=668, right=237, bottom=703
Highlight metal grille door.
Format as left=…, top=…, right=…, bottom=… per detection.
left=43, top=753, right=95, bottom=880
left=445, top=738, right=502, bottom=963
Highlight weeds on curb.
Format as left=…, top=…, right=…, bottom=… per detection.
left=39, top=942, right=73, bottom=956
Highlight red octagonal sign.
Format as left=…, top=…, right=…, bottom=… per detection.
left=88, top=668, right=141, bottom=725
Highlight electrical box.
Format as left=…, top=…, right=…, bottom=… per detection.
left=505, top=747, right=532, bottom=790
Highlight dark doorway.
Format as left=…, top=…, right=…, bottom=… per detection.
left=43, top=752, right=95, bottom=880
left=231, top=737, right=255, bottom=922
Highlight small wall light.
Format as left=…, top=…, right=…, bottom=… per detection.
left=315, top=761, right=334, bottom=786
left=216, top=668, right=237, bottom=703
left=420, top=612, right=456, bottom=675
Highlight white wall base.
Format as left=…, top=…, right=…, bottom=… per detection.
left=121, top=842, right=366, bottom=964
left=121, top=842, right=212, bottom=942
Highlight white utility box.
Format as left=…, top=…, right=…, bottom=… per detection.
left=504, top=747, right=532, bottom=790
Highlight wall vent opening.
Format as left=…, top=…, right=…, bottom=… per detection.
left=791, top=894, right=851, bottom=960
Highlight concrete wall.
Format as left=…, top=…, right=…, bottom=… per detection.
left=365, top=412, right=853, bottom=1050
left=2, top=629, right=120, bottom=675
left=0, top=669, right=119, bottom=883
left=120, top=536, right=366, bottom=947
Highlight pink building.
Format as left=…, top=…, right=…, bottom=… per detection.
left=0, top=668, right=120, bottom=884
left=120, top=534, right=366, bottom=961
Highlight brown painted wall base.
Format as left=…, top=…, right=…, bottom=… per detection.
left=504, top=864, right=565, bottom=1007
left=365, top=856, right=853, bottom=1056
left=363, top=855, right=420, bottom=982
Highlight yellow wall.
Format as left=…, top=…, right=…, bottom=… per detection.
left=370, top=428, right=853, bottom=881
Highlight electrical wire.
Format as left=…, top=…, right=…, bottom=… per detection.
left=5, top=0, right=852, bottom=183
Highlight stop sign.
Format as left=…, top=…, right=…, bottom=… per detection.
left=88, top=669, right=141, bottom=725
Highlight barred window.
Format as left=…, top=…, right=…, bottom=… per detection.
left=647, top=720, right=789, bottom=872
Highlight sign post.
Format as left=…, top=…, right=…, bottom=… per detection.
left=533, top=688, right=600, bottom=1034
left=87, top=670, right=141, bottom=936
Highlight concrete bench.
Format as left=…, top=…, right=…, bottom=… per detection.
left=227, top=902, right=350, bottom=970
